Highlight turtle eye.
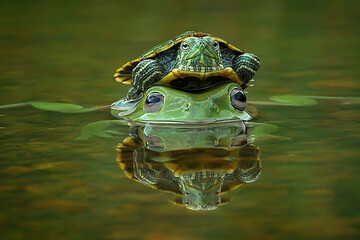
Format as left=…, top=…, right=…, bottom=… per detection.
left=230, top=88, right=246, bottom=111
left=144, top=92, right=164, bottom=113
left=213, top=41, right=219, bottom=49
left=181, top=42, right=189, bottom=50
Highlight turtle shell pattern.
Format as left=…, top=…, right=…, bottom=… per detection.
left=114, top=31, right=246, bottom=90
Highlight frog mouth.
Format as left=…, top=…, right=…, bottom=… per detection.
left=129, top=119, right=248, bottom=126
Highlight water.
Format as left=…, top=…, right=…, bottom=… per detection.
left=1, top=0, right=360, bottom=239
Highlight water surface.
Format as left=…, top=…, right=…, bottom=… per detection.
left=1, top=0, right=359, bottom=239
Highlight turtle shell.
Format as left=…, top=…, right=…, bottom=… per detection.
left=113, top=31, right=245, bottom=88
left=116, top=133, right=261, bottom=210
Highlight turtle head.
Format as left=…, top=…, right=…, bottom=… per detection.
left=178, top=174, right=224, bottom=210
left=175, top=36, right=224, bottom=72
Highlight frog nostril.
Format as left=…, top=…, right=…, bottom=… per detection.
left=183, top=103, right=190, bottom=110
left=181, top=102, right=191, bottom=112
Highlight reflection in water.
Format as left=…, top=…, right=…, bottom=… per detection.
left=116, top=122, right=261, bottom=210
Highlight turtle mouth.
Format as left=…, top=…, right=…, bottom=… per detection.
left=181, top=40, right=220, bottom=63
left=183, top=52, right=217, bottom=61
left=177, top=57, right=224, bottom=71
left=176, top=39, right=222, bottom=71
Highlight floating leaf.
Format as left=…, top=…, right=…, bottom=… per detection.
left=304, top=96, right=360, bottom=104
left=29, top=102, right=101, bottom=113
left=250, top=95, right=359, bottom=107
left=0, top=102, right=30, bottom=110
left=0, top=102, right=106, bottom=113
left=248, top=101, right=293, bottom=106
left=269, top=95, right=317, bottom=106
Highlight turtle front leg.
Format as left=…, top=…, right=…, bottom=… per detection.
left=232, top=53, right=260, bottom=89
left=127, top=59, right=166, bottom=99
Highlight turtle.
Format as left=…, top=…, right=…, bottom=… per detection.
left=116, top=123, right=262, bottom=210
left=114, top=31, right=260, bottom=101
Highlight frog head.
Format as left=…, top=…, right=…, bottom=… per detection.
left=112, top=83, right=251, bottom=123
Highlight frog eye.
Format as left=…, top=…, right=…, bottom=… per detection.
left=144, top=92, right=164, bottom=113
left=230, top=88, right=246, bottom=111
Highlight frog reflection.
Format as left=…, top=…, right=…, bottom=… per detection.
left=117, top=122, right=261, bottom=210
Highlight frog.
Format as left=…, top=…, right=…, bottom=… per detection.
left=111, top=82, right=251, bottom=124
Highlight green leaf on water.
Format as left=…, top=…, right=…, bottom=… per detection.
left=0, top=101, right=108, bottom=113
left=0, top=102, right=30, bottom=110
left=28, top=102, right=101, bottom=113
left=304, top=95, right=360, bottom=104
left=270, top=95, right=317, bottom=106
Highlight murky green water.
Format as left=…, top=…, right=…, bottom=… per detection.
left=1, top=0, right=360, bottom=239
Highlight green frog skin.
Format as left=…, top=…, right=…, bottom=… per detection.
left=111, top=82, right=251, bottom=124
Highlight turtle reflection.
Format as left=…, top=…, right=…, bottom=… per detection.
left=117, top=122, right=261, bottom=211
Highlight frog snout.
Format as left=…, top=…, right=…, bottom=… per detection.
left=181, top=100, right=218, bottom=113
